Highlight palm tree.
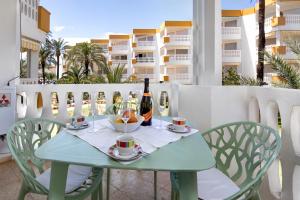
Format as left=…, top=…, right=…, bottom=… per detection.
left=52, top=38, right=67, bottom=79
left=264, top=40, right=300, bottom=89
left=39, top=39, right=54, bottom=84
left=66, top=42, right=106, bottom=77
left=58, top=65, right=106, bottom=84
left=257, top=0, right=266, bottom=83
left=103, top=63, right=126, bottom=83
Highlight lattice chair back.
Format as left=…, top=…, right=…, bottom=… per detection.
left=7, top=118, right=65, bottom=194
left=202, top=121, right=281, bottom=199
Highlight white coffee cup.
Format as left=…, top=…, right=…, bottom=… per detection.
left=172, top=117, right=186, bottom=132
left=116, top=135, right=135, bottom=156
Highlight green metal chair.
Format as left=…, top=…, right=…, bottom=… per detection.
left=7, top=118, right=103, bottom=200
left=170, top=121, right=281, bottom=200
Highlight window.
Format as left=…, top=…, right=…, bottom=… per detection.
left=28, top=7, right=31, bottom=18
left=24, top=4, right=27, bottom=15
left=21, top=2, right=23, bottom=13
left=176, top=49, right=188, bottom=54
left=32, top=10, right=35, bottom=19
left=224, top=42, right=237, bottom=50
left=224, top=20, right=237, bottom=27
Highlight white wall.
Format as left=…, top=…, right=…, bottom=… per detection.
left=0, top=0, right=20, bottom=86
left=240, top=13, right=257, bottom=78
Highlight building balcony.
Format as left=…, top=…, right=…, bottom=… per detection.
left=259, top=45, right=298, bottom=60
left=132, top=41, right=156, bottom=51
left=222, top=27, right=241, bottom=40
left=257, top=15, right=300, bottom=35
left=162, top=54, right=192, bottom=65
left=162, top=35, right=192, bottom=47
left=132, top=57, right=155, bottom=67
left=108, top=59, right=128, bottom=65
left=108, top=45, right=129, bottom=54
left=222, top=50, right=241, bottom=63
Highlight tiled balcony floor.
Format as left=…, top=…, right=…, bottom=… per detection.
left=0, top=160, right=171, bottom=200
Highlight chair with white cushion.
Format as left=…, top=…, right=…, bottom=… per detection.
left=171, top=121, right=281, bottom=200
left=7, top=118, right=103, bottom=200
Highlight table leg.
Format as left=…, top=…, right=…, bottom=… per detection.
left=48, top=161, right=69, bottom=200
left=177, top=172, right=198, bottom=200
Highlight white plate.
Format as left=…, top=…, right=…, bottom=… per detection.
left=108, top=144, right=143, bottom=161
left=167, top=124, right=191, bottom=134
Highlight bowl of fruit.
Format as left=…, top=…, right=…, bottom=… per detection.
left=108, top=109, right=144, bottom=133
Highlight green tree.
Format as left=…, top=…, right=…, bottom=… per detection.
left=52, top=38, right=67, bottom=79
left=57, top=65, right=105, bottom=84
left=39, top=38, right=54, bottom=84
left=66, top=42, right=106, bottom=76
left=103, top=63, right=126, bottom=83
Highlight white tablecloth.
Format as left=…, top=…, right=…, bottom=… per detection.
left=66, top=118, right=198, bottom=163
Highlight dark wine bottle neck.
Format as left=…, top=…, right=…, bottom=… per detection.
left=144, top=83, right=149, bottom=93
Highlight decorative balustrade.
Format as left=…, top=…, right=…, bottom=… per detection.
left=222, top=27, right=241, bottom=35
left=20, top=78, right=40, bottom=85
left=111, top=60, right=128, bottom=65
left=111, top=45, right=128, bottom=51
left=137, top=41, right=156, bottom=46
left=136, top=57, right=155, bottom=63
left=169, top=35, right=191, bottom=42
left=222, top=50, right=241, bottom=57
left=16, top=83, right=176, bottom=123
left=285, top=15, right=300, bottom=25
left=169, top=54, right=191, bottom=61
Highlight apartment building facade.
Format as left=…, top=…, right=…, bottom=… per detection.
left=222, top=0, right=300, bottom=82
left=90, top=0, right=300, bottom=84
left=20, top=0, right=51, bottom=84
left=91, top=21, right=193, bottom=83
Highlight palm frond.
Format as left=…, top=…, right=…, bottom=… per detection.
left=264, top=51, right=300, bottom=89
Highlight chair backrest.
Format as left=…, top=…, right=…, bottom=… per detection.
left=7, top=118, right=65, bottom=194
left=202, top=121, right=281, bottom=197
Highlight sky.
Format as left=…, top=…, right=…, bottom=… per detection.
left=41, top=0, right=256, bottom=44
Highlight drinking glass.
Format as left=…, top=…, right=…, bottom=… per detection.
left=155, top=92, right=167, bottom=129
left=88, top=107, right=99, bottom=133
left=120, top=101, right=131, bottom=133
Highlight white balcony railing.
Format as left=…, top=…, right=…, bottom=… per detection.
left=222, top=27, right=241, bottom=35
left=169, top=35, right=191, bottom=42
left=136, top=57, right=155, bottom=63
left=15, top=84, right=300, bottom=199
left=137, top=41, right=156, bottom=47
left=112, top=45, right=128, bottom=51
left=223, top=50, right=241, bottom=57
left=136, top=73, right=155, bottom=79
left=20, top=78, right=40, bottom=84
left=169, top=54, right=191, bottom=61
left=285, top=15, right=300, bottom=25
left=111, top=60, right=128, bottom=65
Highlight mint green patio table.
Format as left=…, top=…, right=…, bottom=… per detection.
left=34, top=117, right=215, bottom=200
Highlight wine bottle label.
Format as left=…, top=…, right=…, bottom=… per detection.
left=143, top=93, right=151, bottom=97
left=142, top=110, right=152, bottom=122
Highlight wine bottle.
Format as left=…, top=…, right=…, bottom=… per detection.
left=140, top=78, right=152, bottom=126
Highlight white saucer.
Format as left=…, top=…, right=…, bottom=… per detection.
left=108, top=144, right=142, bottom=161
left=67, top=122, right=89, bottom=130
left=167, top=124, right=191, bottom=134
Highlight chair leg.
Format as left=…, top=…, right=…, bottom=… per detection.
left=98, top=180, right=103, bottom=200
left=106, top=168, right=111, bottom=200
left=91, top=189, right=98, bottom=200
left=154, top=171, right=158, bottom=200
left=18, top=183, right=28, bottom=200
left=250, top=191, right=261, bottom=200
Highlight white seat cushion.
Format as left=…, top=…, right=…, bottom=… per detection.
left=36, top=165, right=92, bottom=194
left=197, top=168, right=240, bottom=200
